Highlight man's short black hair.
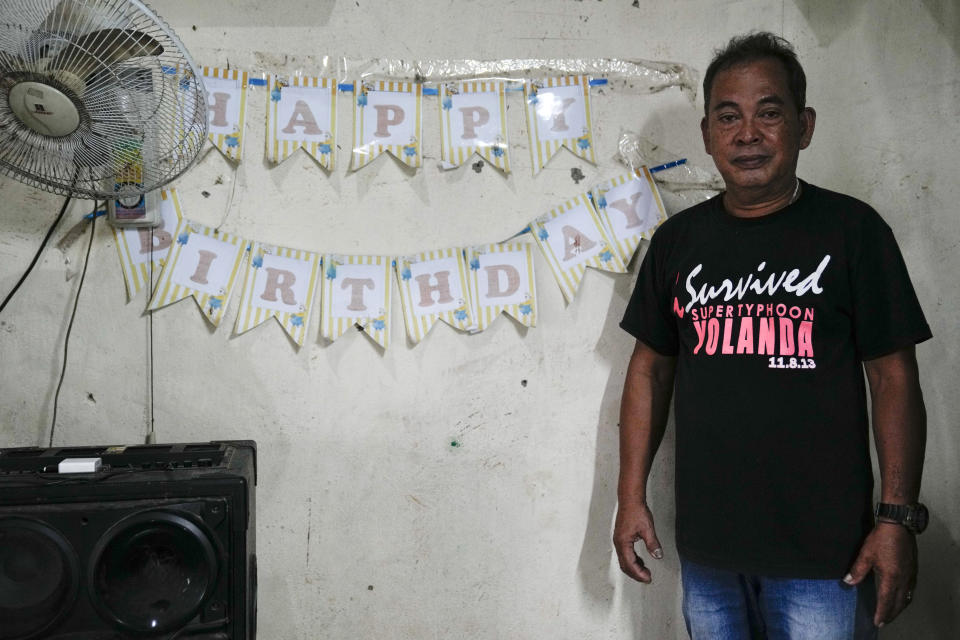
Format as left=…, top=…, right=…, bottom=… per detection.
left=703, top=31, right=807, bottom=116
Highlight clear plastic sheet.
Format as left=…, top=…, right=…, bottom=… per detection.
left=617, top=131, right=723, bottom=211
left=340, top=57, right=697, bottom=96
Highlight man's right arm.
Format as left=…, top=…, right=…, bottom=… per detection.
left=613, top=339, right=676, bottom=584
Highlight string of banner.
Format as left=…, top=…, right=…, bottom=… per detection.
left=116, top=65, right=690, bottom=349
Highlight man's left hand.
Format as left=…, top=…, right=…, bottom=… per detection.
left=844, top=522, right=917, bottom=628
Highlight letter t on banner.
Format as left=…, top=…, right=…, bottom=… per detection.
left=351, top=81, right=423, bottom=170
left=320, top=254, right=393, bottom=349
left=524, top=76, right=596, bottom=175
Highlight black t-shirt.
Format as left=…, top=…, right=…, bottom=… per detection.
left=620, top=181, right=932, bottom=578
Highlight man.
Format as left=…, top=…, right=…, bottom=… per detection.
left=613, top=32, right=931, bottom=639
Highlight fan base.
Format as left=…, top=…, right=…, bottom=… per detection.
left=8, top=81, right=81, bottom=138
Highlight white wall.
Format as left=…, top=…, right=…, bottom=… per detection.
left=1, top=1, right=957, bottom=637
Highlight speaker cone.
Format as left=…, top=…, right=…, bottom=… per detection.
left=89, top=509, right=219, bottom=634
left=0, top=517, right=80, bottom=640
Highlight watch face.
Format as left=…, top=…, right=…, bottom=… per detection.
left=909, top=504, right=929, bottom=534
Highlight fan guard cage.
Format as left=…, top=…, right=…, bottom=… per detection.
left=0, top=0, right=208, bottom=199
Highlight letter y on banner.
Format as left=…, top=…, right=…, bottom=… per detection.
left=352, top=81, right=422, bottom=170
left=266, top=74, right=338, bottom=169
left=147, top=221, right=247, bottom=327
left=396, top=249, right=473, bottom=344
left=202, top=67, right=249, bottom=162
left=234, top=243, right=321, bottom=346
left=594, top=166, right=667, bottom=264
left=524, top=76, right=596, bottom=175
left=112, top=189, right=183, bottom=300
left=320, top=255, right=393, bottom=349
left=438, top=81, right=510, bottom=173
left=530, top=193, right=625, bottom=303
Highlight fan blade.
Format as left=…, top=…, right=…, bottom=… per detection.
left=41, top=0, right=104, bottom=37
left=47, top=29, right=164, bottom=81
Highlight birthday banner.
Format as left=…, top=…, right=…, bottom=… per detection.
left=594, top=167, right=667, bottom=264
left=467, top=242, right=537, bottom=332
left=113, top=189, right=183, bottom=300
left=438, top=81, right=510, bottom=173
left=234, top=242, right=321, bottom=345
left=265, top=74, right=338, bottom=168
left=524, top=76, right=595, bottom=175
left=395, top=248, right=474, bottom=344
left=320, top=254, right=393, bottom=349
left=351, top=81, right=423, bottom=170
left=147, top=220, right=247, bottom=327
left=202, top=67, right=249, bottom=161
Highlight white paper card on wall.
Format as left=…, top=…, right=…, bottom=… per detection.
left=530, top=193, right=625, bottom=303
left=147, top=220, right=247, bottom=327
left=468, top=242, right=537, bottom=332
left=439, top=81, right=510, bottom=173
left=235, top=243, right=320, bottom=346
left=524, top=76, right=596, bottom=175
left=396, top=249, right=473, bottom=344
left=113, top=189, right=183, bottom=300
left=266, top=75, right=337, bottom=169
left=352, top=81, right=422, bottom=170
left=202, top=67, right=249, bottom=161
left=595, top=166, right=667, bottom=264
left=321, top=255, right=392, bottom=349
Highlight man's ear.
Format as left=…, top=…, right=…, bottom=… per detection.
left=799, top=107, right=816, bottom=150
left=700, top=117, right=712, bottom=155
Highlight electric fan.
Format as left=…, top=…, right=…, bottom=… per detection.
left=0, top=0, right=207, bottom=200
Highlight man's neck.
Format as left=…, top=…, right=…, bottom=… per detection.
left=722, top=177, right=801, bottom=218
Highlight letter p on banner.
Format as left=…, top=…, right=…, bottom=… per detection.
left=352, top=81, right=423, bottom=170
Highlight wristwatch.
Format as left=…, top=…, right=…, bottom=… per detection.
left=874, top=502, right=929, bottom=534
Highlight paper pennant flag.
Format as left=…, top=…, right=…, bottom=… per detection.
left=265, top=75, right=338, bottom=169
left=351, top=80, right=422, bottom=170
left=320, top=254, right=393, bottom=349
left=147, top=220, right=247, bottom=327
left=112, top=189, right=183, bottom=300
left=594, top=166, right=667, bottom=264
left=530, top=193, right=626, bottom=303
left=202, top=67, right=249, bottom=161
left=234, top=242, right=321, bottom=346
left=396, top=249, right=473, bottom=344
left=438, top=81, right=510, bottom=173
left=524, top=76, right=596, bottom=174
left=467, top=242, right=536, bottom=332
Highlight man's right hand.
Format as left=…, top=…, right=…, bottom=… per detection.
left=613, top=499, right=663, bottom=583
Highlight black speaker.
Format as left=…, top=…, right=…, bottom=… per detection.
left=0, top=440, right=256, bottom=640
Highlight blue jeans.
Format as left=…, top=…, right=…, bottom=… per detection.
left=680, top=557, right=878, bottom=640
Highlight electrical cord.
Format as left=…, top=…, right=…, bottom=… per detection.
left=0, top=193, right=73, bottom=316
left=48, top=200, right=98, bottom=447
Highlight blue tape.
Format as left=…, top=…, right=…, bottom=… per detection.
left=649, top=158, right=687, bottom=173
left=422, top=87, right=438, bottom=96
left=161, top=65, right=177, bottom=75
left=248, top=77, right=267, bottom=86
left=339, top=83, right=355, bottom=92
left=588, top=78, right=608, bottom=86
left=85, top=210, right=106, bottom=220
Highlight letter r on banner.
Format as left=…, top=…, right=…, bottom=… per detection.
left=260, top=268, right=298, bottom=305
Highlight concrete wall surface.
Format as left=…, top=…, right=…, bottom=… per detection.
left=0, top=1, right=957, bottom=637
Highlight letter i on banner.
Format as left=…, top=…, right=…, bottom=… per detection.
left=234, top=243, right=321, bottom=346
left=351, top=81, right=422, bottom=170
left=112, top=189, right=183, bottom=300
left=147, top=220, right=247, bottom=327
left=529, top=193, right=625, bottom=303
left=320, top=255, right=393, bottom=349
left=202, top=67, right=249, bottom=161
left=524, top=76, right=596, bottom=175
left=594, top=166, right=667, bottom=264
left=265, top=74, right=337, bottom=169
left=467, top=243, right=537, bottom=332
left=438, top=81, right=509, bottom=173
left=395, top=249, right=473, bottom=344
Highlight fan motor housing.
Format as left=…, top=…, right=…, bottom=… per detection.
left=7, top=80, right=81, bottom=137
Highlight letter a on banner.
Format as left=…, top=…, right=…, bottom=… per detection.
left=202, top=67, right=249, bottom=161
left=438, top=81, right=510, bottom=173
left=265, top=74, right=338, bottom=169
left=467, top=242, right=537, bottom=332
left=529, top=193, right=626, bottom=303
left=320, top=255, right=393, bottom=349
left=396, top=249, right=473, bottom=344
left=112, top=189, right=183, bottom=300
left=147, top=221, right=247, bottom=327
left=524, top=76, right=596, bottom=175
left=234, top=243, right=321, bottom=346
left=351, top=81, right=422, bottom=170
left=594, top=166, right=667, bottom=263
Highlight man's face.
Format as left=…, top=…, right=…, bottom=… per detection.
left=701, top=58, right=815, bottom=195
